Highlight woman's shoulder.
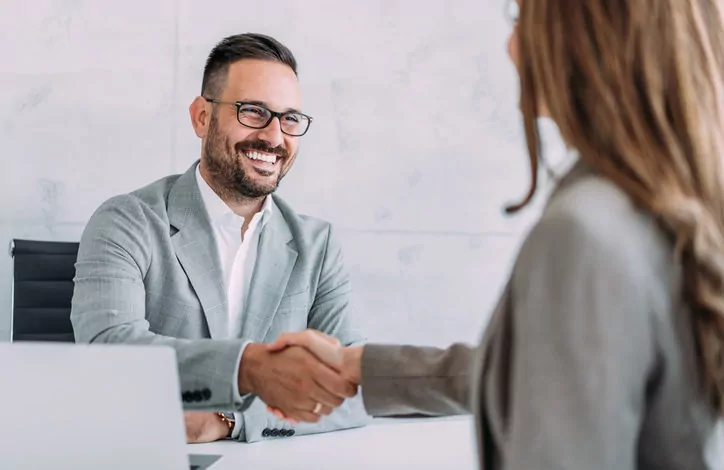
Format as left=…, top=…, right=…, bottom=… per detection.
left=543, top=166, right=666, bottom=257
left=517, top=166, right=675, bottom=290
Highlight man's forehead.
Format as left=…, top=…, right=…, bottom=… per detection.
left=223, top=59, right=301, bottom=110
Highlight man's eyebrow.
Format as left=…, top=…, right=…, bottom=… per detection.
left=238, top=100, right=302, bottom=114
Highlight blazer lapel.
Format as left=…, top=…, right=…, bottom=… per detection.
left=167, top=163, right=228, bottom=339
left=239, top=198, right=298, bottom=341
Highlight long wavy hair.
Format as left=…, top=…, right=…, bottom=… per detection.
left=508, top=0, right=724, bottom=414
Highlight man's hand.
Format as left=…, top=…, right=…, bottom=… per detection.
left=267, top=330, right=363, bottom=382
left=264, top=330, right=364, bottom=421
left=184, top=412, right=230, bottom=443
left=238, top=343, right=357, bottom=423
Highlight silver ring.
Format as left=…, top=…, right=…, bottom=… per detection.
left=312, top=402, right=323, bottom=415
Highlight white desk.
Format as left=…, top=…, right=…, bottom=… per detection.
left=188, top=416, right=478, bottom=470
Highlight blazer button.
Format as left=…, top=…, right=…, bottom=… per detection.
left=288, top=429, right=295, bottom=436
left=201, top=388, right=211, bottom=400
left=182, top=392, right=191, bottom=402
left=270, top=429, right=280, bottom=437
left=261, top=429, right=270, bottom=438
left=192, top=390, right=203, bottom=402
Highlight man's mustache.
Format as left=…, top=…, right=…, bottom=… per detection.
left=236, top=140, right=289, bottom=159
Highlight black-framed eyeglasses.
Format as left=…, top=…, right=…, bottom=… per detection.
left=203, top=97, right=313, bottom=137
left=505, top=0, right=519, bottom=24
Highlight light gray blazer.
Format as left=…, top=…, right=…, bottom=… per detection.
left=360, top=162, right=723, bottom=469
left=70, top=162, right=371, bottom=442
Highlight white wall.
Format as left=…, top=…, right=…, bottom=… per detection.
left=0, top=0, right=564, bottom=345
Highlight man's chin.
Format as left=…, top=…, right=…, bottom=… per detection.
left=235, top=188, right=276, bottom=199
left=232, top=163, right=282, bottom=198
left=251, top=167, right=278, bottom=178
left=235, top=180, right=278, bottom=199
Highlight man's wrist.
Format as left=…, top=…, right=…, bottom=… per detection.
left=216, top=412, right=235, bottom=438
left=238, top=343, right=264, bottom=395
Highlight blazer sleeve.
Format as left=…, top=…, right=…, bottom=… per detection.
left=360, top=342, right=477, bottom=416
left=70, top=195, right=253, bottom=412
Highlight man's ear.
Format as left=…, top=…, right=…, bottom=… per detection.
left=189, top=96, right=210, bottom=138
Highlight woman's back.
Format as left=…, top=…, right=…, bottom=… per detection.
left=475, top=161, right=722, bottom=469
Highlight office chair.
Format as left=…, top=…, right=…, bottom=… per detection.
left=10, top=239, right=79, bottom=342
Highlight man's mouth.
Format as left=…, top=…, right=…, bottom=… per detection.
left=242, top=150, right=281, bottom=170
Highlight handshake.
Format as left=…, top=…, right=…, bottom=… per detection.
left=238, top=330, right=364, bottom=423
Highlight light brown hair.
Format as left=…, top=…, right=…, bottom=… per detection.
left=509, top=0, right=724, bottom=414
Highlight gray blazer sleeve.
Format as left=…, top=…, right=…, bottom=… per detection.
left=240, top=226, right=372, bottom=442
left=70, top=195, right=253, bottom=412
left=503, top=211, right=657, bottom=469
left=359, top=343, right=476, bottom=416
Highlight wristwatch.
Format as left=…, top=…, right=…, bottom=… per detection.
left=217, top=412, right=236, bottom=438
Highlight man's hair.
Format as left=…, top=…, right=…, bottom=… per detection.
left=201, top=33, right=298, bottom=98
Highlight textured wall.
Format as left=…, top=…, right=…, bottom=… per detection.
left=0, top=0, right=562, bottom=346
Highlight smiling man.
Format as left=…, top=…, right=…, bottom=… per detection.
left=70, top=33, right=370, bottom=443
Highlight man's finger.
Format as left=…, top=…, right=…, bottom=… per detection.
left=265, top=335, right=293, bottom=352
left=266, top=331, right=318, bottom=351
left=312, top=331, right=341, bottom=346
left=266, top=330, right=342, bottom=359
left=278, top=407, right=321, bottom=424
left=315, top=404, right=334, bottom=416
left=305, top=334, right=344, bottom=369
left=309, top=361, right=357, bottom=400
left=267, top=405, right=286, bottom=419
left=282, top=332, right=344, bottom=369
left=269, top=396, right=335, bottom=420
left=308, top=380, right=347, bottom=408
left=289, top=410, right=322, bottom=423
left=267, top=406, right=295, bottom=422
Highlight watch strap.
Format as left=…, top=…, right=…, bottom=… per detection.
left=216, top=412, right=235, bottom=438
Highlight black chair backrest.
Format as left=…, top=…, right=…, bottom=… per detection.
left=11, top=239, right=79, bottom=342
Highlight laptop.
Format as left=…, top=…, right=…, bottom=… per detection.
left=0, top=342, right=222, bottom=470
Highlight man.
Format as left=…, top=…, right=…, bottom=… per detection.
left=70, top=33, right=370, bottom=443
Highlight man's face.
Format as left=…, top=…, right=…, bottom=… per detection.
left=202, top=59, right=303, bottom=199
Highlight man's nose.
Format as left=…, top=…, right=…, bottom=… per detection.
left=255, top=116, right=284, bottom=148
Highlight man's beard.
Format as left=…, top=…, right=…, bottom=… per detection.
left=202, top=113, right=291, bottom=201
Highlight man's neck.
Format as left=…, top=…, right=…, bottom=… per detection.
left=228, top=196, right=264, bottom=240
left=224, top=195, right=265, bottom=222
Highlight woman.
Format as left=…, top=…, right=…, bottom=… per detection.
left=268, top=0, right=724, bottom=467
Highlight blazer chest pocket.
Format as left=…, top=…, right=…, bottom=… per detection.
left=276, top=288, right=309, bottom=314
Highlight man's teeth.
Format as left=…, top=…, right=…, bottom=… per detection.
left=245, top=151, right=277, bottom=164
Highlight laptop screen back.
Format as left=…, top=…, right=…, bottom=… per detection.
left=0, top=342, right=190, bottom=470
